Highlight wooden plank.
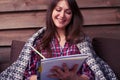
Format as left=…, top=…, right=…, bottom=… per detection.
left=0, top=26, right=120, bottom=46
left=84, top=26, right=120, bottom=39
left=77, top=0, right=120, bottom=8
left=0, top=29, right=38, bottom=46
left=82, top=8, right=120, bottom=25
left=0, top=0, right=47, bottom=12
left=0, top=12, right=46, bottom=30
left=0, top=8, right=120, bottom=30
left=0, top=0, right=120, bottom=12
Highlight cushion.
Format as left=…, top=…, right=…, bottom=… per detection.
left=10, top=40, right=25, bottom=64
left=92, top=37, right=120, bottom=79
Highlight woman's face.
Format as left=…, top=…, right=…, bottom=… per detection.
left=52, top=0, right=72, bottom=30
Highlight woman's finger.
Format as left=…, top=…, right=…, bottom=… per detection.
left=71, top=64, right=78, bottom=73
left=50, top=66, right=64, bottom=77
left=62, top=63, right=69, bottom=73
left=47, top=72, right=59, bottom=78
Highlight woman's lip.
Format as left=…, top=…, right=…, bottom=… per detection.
left=57, top=18, right=65, bottom=23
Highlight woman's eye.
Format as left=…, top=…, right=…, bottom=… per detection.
left=55, top=8, right=61, bottom=12
left=66, top=10, right=72, bottom=14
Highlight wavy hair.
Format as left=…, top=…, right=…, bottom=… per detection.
left=38, top=0, right=85, bottom=55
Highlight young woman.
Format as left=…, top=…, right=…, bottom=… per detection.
left=25, top=0, right=94, bottom=80
left=0, top=0, right=117, bottom=80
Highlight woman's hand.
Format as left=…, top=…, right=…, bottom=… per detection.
left=47, top=63, right=89, bottom=80
left=29, top=75, right=37, bottom=80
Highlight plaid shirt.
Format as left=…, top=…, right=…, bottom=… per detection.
left=24, top=37, right=94, bottom=80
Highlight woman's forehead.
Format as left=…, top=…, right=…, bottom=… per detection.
left=55, top=0, right=70, bottom=9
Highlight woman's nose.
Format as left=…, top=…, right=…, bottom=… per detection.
left=60, top=11, right=65, bottom=18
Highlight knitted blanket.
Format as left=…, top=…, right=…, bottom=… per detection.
left=0, top=27, right=117, bottom=80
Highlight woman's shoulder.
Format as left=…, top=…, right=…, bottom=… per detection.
left=77, top=35, right=93, bottom=48
left=32, top=27, right=46, bottom=44
left=36, top=27, right=46, bottom=36
left=38, top=27, right=46, bottom=32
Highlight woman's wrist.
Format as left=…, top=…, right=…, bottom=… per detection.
left=29, top=75, right=37, bottom=80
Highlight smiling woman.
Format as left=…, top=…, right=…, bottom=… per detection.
left=52, top=0, right=72, bottom=29
left=0, top=0, right=118, bottom=80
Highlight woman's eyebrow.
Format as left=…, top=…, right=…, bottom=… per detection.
left=56, top=5, right=70, bottom=10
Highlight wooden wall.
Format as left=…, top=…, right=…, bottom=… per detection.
left=0, top=0, right=120, bottom=72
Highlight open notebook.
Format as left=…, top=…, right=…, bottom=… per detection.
left=40, top=54, right=88, bottom=80
left=30, top=45, right=88, bottom=80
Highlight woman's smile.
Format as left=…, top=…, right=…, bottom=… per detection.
left=57, top=17, right=66, bottom=24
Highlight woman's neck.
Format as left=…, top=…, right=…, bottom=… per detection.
left=56, top=29, right=66, bottom=47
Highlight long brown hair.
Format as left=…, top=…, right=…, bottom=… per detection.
left=39, top=0, right=85, bottom=55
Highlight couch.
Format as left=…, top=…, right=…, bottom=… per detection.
left=92, top=37, right=120, bottom=79
left=0, top=37, right=120, bottom=79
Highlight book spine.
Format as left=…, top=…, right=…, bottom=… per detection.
left=37, top=60, right=41, bottom=80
